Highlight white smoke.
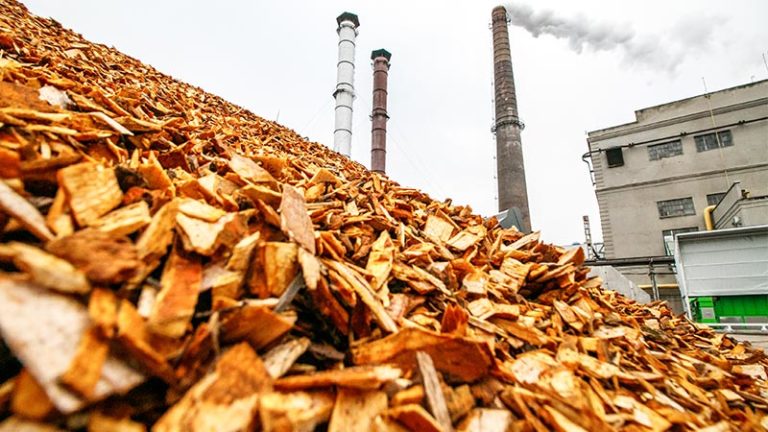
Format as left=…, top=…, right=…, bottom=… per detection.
left=504, top=2, right=724, bottom=73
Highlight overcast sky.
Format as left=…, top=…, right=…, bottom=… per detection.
left=20, top=0, right=768, bottom=245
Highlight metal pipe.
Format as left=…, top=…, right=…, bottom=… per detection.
left=585, top=255, right=675, bottom=267
left=699, top=322, right=768, bottom=334
left=491, top=5, right=531, bottom=232
left=370, top=49, right=391, bottom=174
left=333, top=12, right=360, bottom=157
left=704, top=205, right=717, bottom=230
left=637, top=283, right=679, bottom=289
left=648, top=264, right=659, bottom=301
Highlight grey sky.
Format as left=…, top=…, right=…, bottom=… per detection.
left=20, top=0, right=768, bottom=245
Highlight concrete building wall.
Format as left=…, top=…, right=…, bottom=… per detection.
left=588, top=80, right=768, bottom=260
left=591, top=105, right=768, bottom=193
left=597, top=168, right=768, bottom=258
left=588, top=266, right=651, bottom=303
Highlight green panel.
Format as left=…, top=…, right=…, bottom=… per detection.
left=715, top=295, right=768, bottom=317
left=690, top=297, right=717, bottom=323
left=691, top=296, right=768, bottom=323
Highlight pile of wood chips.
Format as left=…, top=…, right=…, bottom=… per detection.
left=1, top=1, right=767, bottom=431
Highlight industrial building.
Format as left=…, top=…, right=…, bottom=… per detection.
left=587, top=79, right=768, bottom=311
left=3, top=2, right=768, bottom=428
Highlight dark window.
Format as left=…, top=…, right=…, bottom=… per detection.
left=605, top=147, right=624, bottom=168
left=648, top=140, right=683, bottom=161
left=662, top=227, right=698, bottom=255
left=706, top=192, right=726, bottom=206
left=657, top=197, right=695, bottom=218
left=695, top=130, right=733, bottom=152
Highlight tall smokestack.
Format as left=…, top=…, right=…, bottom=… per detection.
left=333, top=12, right=360, bottom=157
left=370, top=49, right=391, bottom=174
left=492, top=5, right=531, bottom=232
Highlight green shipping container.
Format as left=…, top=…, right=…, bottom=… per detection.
left=714, top=295, right=768, bottom=323
left=690, top=295, right=768, bottom=324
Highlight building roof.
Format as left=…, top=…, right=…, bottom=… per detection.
left=588, top=79, right=768, bottom=139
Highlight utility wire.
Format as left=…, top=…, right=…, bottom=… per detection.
left=300, top=98, right=333, bottom=137
left=701, top=77, right=731, bottom=189
left=488, top=21, right=500, bottom=208
left=387, top=133, right=448, bottom=199
left=387, top=124, right=450, bottom=199
left=355, top=91, right=450, bottom=199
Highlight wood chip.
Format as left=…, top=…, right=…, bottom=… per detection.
left=58, top=162, right=123, bottom=226
left=352, top=328, right=493, bottom=383
left=175, top=212, right=234, bottom=256
left=46, top=229, right=142, bottom=284
left=137, top=152, right=173, bottom=191
left=264, top=241, right=299, bottom=296
left=0, top=417, right=63, bottom=432
left=366, top=231, right=395, bottom=291
left=392, top=385, right=425, bottom=407
left=387, top=404, right=445, bottom=432
left=154, top=342, right=271, bottom=432
left=280, top=184, right=316, bottom=254
left=10, top=370, right=55, bottom=420
left=456, top=409, right=514, bottom=432
left=147, top=246, right=201, bottom=338
left=229, top=153, right=278, bottom=186
left=417, top=351, right=454, bottom=432
left=6, top=242, right=90, bottom=294
left=0, top=279, right=144, bottom=414
left=424, top=214, right=456, bottom=242
left=0, top=181, right=53, bottom=241
left=135, top=199, right=177, bottom=263
left=87, top=413, right=146, bottom=432
left=326, top=259, right=398, bottom=333
left=259, top=391, right=335, bottom=432
left=89, top=200, right=151, bottom=237
left=443, top=384, right=475, bottom=423
left=220, top=305, right=295, bottom=350
left=328, top=388, right=388, bottom=432
left=58, top=327, right=109, bottom=399
left=89, top=111, right=134, bottom=136
left=88, top=288, right=118, bottom=337
left=446, top=225, right=485, bottom=251
left=275, top=365, right=401, bottom=390
left=263, top=337, right=311, bottom=379
left=115, top=300, right=174, bottom=382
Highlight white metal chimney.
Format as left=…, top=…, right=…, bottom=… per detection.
left=333, top=12, right=360, bottom=157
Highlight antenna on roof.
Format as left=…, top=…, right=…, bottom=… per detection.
left=763, top=52, right=768, bottom=75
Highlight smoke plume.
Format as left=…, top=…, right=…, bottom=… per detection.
left=504, top=2, right=723, bottom=73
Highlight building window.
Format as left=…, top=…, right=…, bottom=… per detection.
left=648, top=140, right=683, bottom=161
left=695, top=130, right=733, bottom=152
left=657, top=197, right=695, bottom=218
left=662, top=227, right=698, bottom=255
left=706, top=192, right=726, bottom=206
left=605, top=147, right=624, bottom=168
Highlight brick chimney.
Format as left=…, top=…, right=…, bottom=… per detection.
left=370, top=49, right=391, bottom=174
left=492, top=5, right=531, bottom=232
